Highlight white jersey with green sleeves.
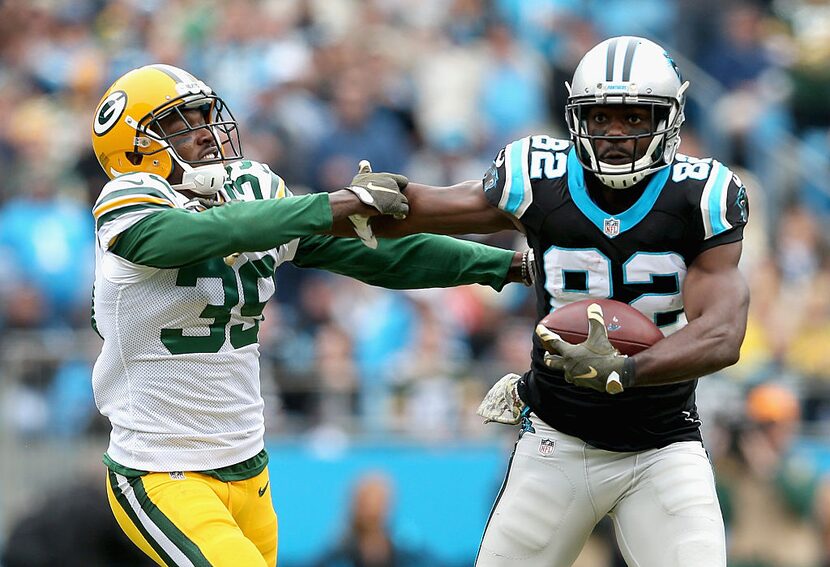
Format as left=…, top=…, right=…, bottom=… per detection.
left=92, top=160, right=294, bottom=473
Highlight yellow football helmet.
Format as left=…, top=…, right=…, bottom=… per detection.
left=91, top=64, right=242, bottom=194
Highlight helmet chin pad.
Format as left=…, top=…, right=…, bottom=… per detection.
left=173, top=164, right=227, bottom=196
left=595, top=167, right=649, bottom=189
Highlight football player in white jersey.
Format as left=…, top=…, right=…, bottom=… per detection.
left=371, top=37, right=750, bottom=566
left=90, top=64, right=528, bottom=567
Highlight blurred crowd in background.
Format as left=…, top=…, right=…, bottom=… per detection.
left=1, top=0, right=830, bottom=565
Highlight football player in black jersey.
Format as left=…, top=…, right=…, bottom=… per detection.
left=372, top=36, right=748, bottom=567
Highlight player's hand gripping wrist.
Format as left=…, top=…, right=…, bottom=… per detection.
left=344, top=161, right=409, bottom=218
left=338, top=160, right=409, bottom=249
left=536, top=303, right=633, bottom=394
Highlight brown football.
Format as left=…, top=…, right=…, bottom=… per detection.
left=538, top=299, right=664, bottom=356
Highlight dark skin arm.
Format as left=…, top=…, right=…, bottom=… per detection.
left=327, top=190, right=379, bottom=228
left=369, top=180, right=516, bottom=236
left=629, top=240, right=749, bottom=386
left=329, top=180, right=526, bottom=283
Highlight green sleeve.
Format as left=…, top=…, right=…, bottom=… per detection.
left=292, top=233, right=514, bottom=291
left=111, top=194, right=332, bottom=268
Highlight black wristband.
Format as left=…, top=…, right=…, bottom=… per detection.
left=621, top=357, right=637, bottom=390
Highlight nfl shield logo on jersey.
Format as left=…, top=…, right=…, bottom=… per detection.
left=603, top=218, right=620, bottom=238
left=538, top=438, right=555, bottom=456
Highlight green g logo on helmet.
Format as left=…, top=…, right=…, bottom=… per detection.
left=94, top=91, right=127, bottom=136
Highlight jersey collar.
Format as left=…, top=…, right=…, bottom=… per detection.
left=566, top=147, right=670, bottom=238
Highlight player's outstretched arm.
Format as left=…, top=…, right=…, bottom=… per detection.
left=622, top=241, right=749, bottom=388
left=367, top=180, right=517, bottom=237
left=292, top=231, right=525, bottom=291
left=107, top=170, right=409, bottom=269
left=326, top=161, right=410, bottom=244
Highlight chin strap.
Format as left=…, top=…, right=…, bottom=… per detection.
left=173, top=163, right=228, bottom=196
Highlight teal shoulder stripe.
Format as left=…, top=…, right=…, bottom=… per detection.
left=505, top=138, right=529, bottom=214
left=107, top=470, right=178, bottom=567
left=96, top=202, right=170, bottom=230
left=707, top=162, right=731, bottom=236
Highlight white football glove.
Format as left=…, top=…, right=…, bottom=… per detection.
left=477, top=373, right=526, bottom=425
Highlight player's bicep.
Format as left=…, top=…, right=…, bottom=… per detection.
left=372, top=180, right=513, bottom=237
left=682, top=241, right=748, bottom=330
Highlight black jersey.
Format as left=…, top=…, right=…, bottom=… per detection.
left=483, top=135, right=749, bottom=451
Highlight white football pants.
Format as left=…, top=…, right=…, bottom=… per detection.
left=476, top=414, right=726, bottom=567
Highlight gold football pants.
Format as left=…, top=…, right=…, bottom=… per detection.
left=106, top=467, right=277, bottom=567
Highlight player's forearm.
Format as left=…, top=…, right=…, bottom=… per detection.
left=372, top=181, right=514, bottom=237
left=328, top=189, right=379, bottom=220
left=629, top=317, right=744, bottom=386
left=112, top=194, right=338, bottom=267
left=627, top=274, right=748, bottom=387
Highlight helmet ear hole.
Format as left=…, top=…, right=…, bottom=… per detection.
left=126, top=152, right=144, bottom=166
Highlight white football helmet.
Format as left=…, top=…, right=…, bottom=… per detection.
left=565, top=36, right=689, bottom=189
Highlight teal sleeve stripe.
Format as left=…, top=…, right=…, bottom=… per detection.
left=505, top=138, right=528, bottom=214
left=708, top=164, right=731, bottom=236
left=293, top=233, right=514, bottom=291
left=96, top=202, right=170, bottom=230
left=111, top=194, right=332, bottom=268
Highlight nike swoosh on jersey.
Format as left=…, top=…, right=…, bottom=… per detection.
left=258, top=481, right=269, bottom=497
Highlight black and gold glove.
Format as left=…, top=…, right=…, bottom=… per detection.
left=346, top=160, right=409, bottom=249
left=535, top=303, right=634, bottom=394
left=345, top=160, right=409, bottom=219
